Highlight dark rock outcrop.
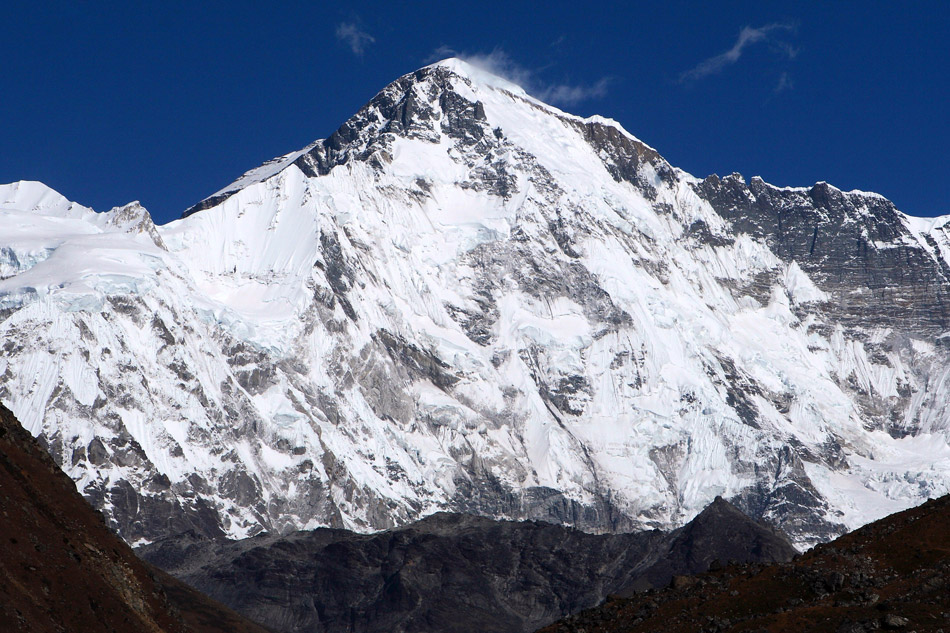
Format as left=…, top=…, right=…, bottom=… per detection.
left=696, top=174, right=950, bottom=334
left=631, top=496, right=798, bottom=591
left=139, top=500, right=794, bottom=633
left=540, top=494, right=950, bottom=633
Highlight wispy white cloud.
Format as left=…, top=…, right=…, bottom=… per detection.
left=774, top=71, right=793, bottom=93
left=336, top=22, right=375, bottom=56
left=540, top=78, right=611, bottom=106
left=430, top=47, right=533, bottom=87
left=774, top=41, right=800, bottom=60
left=679, top=22, right=798, bottom=83
left=428, top=47, right=610, bottom=107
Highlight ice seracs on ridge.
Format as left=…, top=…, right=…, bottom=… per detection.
left=2, top=60, right=950, bottom=549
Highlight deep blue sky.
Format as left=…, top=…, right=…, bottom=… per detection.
left=2, top=2, right=947, bottom=224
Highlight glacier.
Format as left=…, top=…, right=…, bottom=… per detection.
left=2, top=59, right=950, bottom=548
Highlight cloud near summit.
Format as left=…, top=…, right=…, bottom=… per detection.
left=430, top=47, right=610, bottom=107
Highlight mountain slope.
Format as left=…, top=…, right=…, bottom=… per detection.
left=138, top=497, right=794, bottom=633
left=1, top=59, right=950, bottom=547
left=0, top=401, right=273, bottom=633
left=540, top=493, right=950, bottom=633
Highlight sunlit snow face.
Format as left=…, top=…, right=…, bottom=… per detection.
left=1, top=62, right=949, bottom=549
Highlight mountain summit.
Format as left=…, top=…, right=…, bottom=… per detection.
left=1, top=59, right=949, bottom=548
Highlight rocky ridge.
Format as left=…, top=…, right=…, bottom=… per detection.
left=138, top=496, right=795, bottom=633
left=540, top=493, right=950, bottom=633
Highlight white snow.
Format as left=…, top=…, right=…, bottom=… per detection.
left=0, top=60, right=948, bottom=548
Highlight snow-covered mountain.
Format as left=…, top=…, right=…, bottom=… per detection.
left=3, top=59, right=950, bottom=548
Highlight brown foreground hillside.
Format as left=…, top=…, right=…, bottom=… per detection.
left=0, top=403, right=273, bottom=633
left=540, top=493, right=950, bottom=633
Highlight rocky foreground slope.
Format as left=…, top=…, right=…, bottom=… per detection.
left=0, top=402, right=273, bottom=633
left=540, top=494, right=950, bottom=633
left=2, top=59, right=950, bottom=548
left=139, top=497, right=794, bottom=633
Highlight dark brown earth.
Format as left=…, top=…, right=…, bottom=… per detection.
left=540, top=494, right=950, bottom=633
left=0, top=403, right=273, bottom=633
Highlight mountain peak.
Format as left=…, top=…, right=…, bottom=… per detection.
left=0, top=180, right=86, bottom=219
left=7, top=59, right=950, bottom=552
left=424, top=56, right=530, bottom=97
left=647, top=497, right=797, bottom=585
left=183, top=57, right=540, bottom=217
left=183, top=57, right=670, bottom=218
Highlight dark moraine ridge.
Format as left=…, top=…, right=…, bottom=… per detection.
left=540, top=494, right=950, bottom=633
left=139, top=497, right=795, bottom=633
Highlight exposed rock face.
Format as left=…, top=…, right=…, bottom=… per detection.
left=1, top=59, right=950, bottom=548
left=697, top=175, right=950, bottom=332
left=139, top=498, right=795, bottom=633
left=630, top=496, right=798, bottom=591
left=540, top=494, right=950, bottom=633
left=0, top=402, right=273, bottom=633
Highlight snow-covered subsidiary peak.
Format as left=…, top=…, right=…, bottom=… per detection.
left=0, top=180, right=89, bottom=219
left=0, top=180, right=164, bottom=240
left=0, top=184, right=164, bottom=303
left=3, top=62, right=950, bottom=549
